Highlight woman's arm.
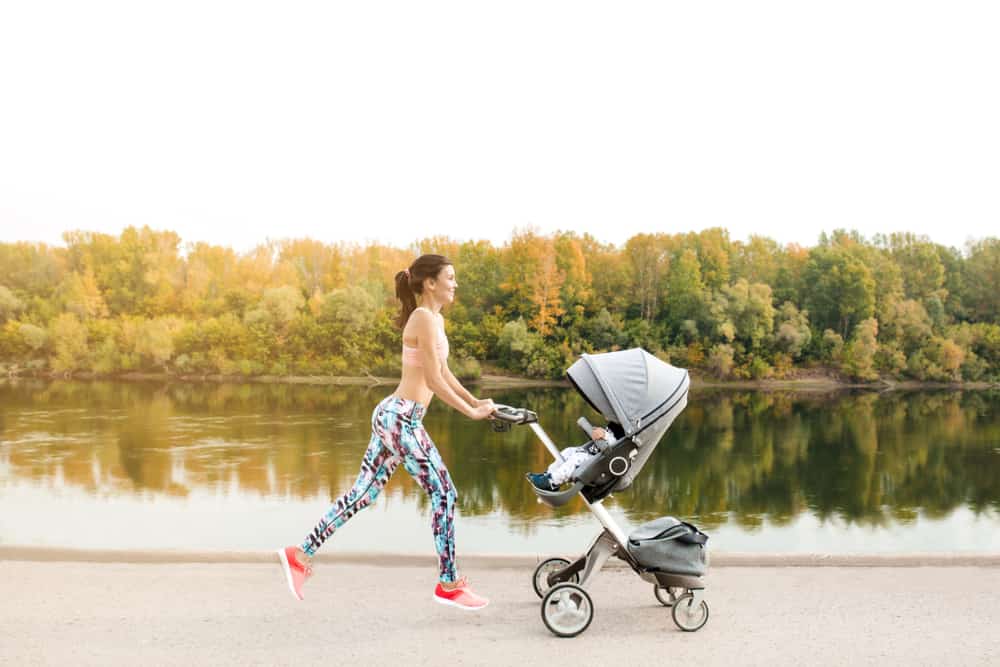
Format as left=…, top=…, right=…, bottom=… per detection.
left=412, top=310, right=491, bottom=419
left=441, top=364, right=481, bottom=407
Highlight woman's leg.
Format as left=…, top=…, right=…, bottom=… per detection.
left=300, top=406, right=401, bottom=557
left=396, top=423, right=458, bottom=583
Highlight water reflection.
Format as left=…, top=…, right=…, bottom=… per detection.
left=1, top=380, right=999, bottom=552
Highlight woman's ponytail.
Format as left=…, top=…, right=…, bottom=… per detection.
left=395, top=270, right=417, bottom=329
left=394, top=254, right=453, bottom=329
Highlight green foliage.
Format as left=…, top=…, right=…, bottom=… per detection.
left=803, top=242, right=876, bottom=338
left=56, top=270, right=109, bottom=319
left=49, top=313, right=89, bottom=372
left=496, top=318, right=537, bottom=369
left=821, top=329, right=845, bottom=363
left=0, top=321, right=31, bottom=359
left=746, top=355, right=775, bottom=380
left=449, top=356, right=482, bottom=381
left=969, top=323, right=1000, bottom=372
left=774, top=302, right=811, bottom=358
left=706, top=344, right=735, bottom=378
left=962, top=239, right=1000, bottom=324
left=623, top=318, right=659, bottom=353
left=665, top=249, right=707, bottom=328
left=881, top=299, right=932, bottom=354
left=0, top=285, right=25, bottom=322
left=715, top=279, right=775, bottom=350
left=134, top=318, right=180, bottom=369
left=20, top=323, right=48, bottom=352
left=254, top=285, right=306, bottom=328
left=906, top=336, right=965, bottom=382
left=583, top=308, right=625, bottom=351
left=842, top=318, right=879, bottom=381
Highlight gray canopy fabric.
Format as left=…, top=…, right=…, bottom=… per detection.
left=566, top=348, right=690, bottom=490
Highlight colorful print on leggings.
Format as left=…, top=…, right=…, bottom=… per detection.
left=301, top=396, right=458, bottom=582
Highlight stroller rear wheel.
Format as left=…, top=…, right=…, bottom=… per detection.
left=671, top=592, right=709, bottom=632
left=532, top=558, right=580, bottom=598
left=541, top=583, right=594, bottom=638
left=654, top=585, right=684, bottom=607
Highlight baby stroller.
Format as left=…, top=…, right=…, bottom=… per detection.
left=492, top=348, right=709, bottom=637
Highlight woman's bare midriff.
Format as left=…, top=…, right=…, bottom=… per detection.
left=393, top=364, right=435, bottom=407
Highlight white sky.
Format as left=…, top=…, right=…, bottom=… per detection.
left=1, top=1, right=998, bottom=253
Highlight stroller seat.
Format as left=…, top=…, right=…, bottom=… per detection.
left=531, top=434, right=641, bottom=508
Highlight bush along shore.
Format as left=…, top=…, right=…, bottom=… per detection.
left=2, top=227, right=999, bottom=384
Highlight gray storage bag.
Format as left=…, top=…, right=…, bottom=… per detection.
left=626, top=516, right=708, bottom=576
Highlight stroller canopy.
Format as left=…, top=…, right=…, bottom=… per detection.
left=567, top=348, right=690, bottom=489
left=567, top=348, right=689, bottom=436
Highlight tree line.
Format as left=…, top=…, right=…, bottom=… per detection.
left=1, top=226, right=999, bottom=381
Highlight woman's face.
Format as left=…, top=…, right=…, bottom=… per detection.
left=426, top=264, right=457, bottom=305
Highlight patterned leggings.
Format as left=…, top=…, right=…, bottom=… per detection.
left=301, top=395, right=458, bottom=582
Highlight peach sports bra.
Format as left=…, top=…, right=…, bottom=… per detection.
left=402, top=311, right=449, bottom=368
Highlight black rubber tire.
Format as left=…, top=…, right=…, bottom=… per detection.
left=671, top=593, right=710, bottom=632
left=532, top=557, right=579, bottom=599
left=541, top=583, right=594, bottom=638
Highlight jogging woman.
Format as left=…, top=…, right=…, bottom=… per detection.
left=277, top=254, right=495, bottom=610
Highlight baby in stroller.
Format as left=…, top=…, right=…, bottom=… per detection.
left=527, top=421, right=625, bottom=491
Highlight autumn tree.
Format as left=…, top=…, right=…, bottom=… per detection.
left=625, top=233, right=668, bottom=322
left=690, top=227, right=732, bottom=290
left=665, top=249, right=707, bottom=334
left=56, top=270, right=109, bottom=319
left=962, top=238, right=1000, bottom=324
left=501, top=230, right=565, bottom=336
left=716, top=279, right=776, bottom=351
left=0, top=286, right=25, bottom=322
left=803, top=242, right=875, bottom=338
left=580, top=234, right=631, bottom=315
left=842, top=318, right=879, bottom=381
left=774, top=302, right=812, bottom=358
left=529, top=241, right=565, bottom=336
left=49, top=313, right=89, bottom=372
left=554, top=232, right=593, bottom=319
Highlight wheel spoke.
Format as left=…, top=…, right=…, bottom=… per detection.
left=555, top=609, right=579, bottom=627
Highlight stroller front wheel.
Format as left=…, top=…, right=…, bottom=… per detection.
left=671, top=593, right=709, bottom=632
left=541, top=583, right=594, bottom=638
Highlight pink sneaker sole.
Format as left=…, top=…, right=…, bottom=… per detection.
left=276, top=548, right=303, bottom=601
left=432, top=594, right=489, bottom=611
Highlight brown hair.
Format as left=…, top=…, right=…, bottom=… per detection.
left=394, top=254, right=453, bottom=328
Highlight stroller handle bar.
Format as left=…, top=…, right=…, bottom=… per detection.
left=490, top=404, right=538, bottom=432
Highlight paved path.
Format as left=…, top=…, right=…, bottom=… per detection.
left=2, top=558, right=998, bottom=666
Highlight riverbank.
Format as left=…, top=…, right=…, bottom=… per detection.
left=3, top=545, right=1000, bottom=567
left=2, top=558, right=997, bottom=665
left=2, top=368, right=996, bottom=391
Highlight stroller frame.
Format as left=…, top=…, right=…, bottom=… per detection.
left=492, top=404, right=709, bottom=637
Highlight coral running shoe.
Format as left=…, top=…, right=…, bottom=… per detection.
left=277, top=546, right=312, bottom=601
left=433, top=577, right=489, bottom=611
